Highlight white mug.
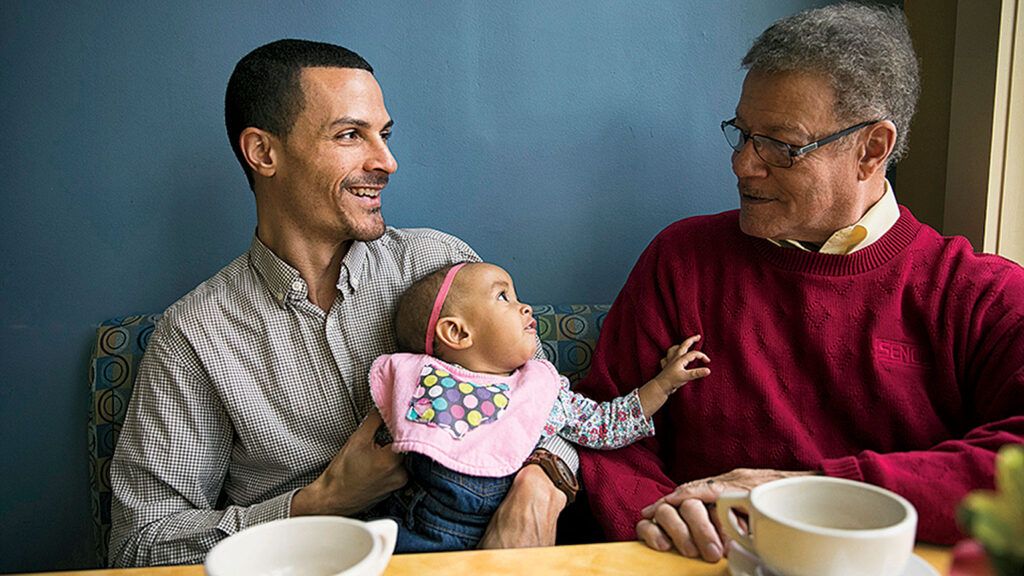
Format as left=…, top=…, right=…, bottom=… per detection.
left=716, top=476, right=917, bottom=576
left=204, top=516, right=398, bottom=576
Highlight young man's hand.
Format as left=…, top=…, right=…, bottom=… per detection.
left=478, top=464, right=566, bottom=548
left=290, top=411, right=407, bottom=516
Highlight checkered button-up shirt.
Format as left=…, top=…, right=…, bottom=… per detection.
left=109, top=228, right=578, bottom=567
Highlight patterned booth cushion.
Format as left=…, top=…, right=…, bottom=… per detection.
left=532, top=304, right=610, bottom=385
left=87, top=304, right=609, bottom=565
left=88, top=314, right=161, bottom=567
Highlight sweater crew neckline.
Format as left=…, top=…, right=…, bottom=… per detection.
left=751, top=206, right=922, bottom=276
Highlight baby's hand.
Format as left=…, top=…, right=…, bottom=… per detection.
left=657, top=335, right=711, bottom=393
left=638, top=335, right=711, bottom=417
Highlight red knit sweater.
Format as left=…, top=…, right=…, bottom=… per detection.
left=576, top=207, right=1024, bottom=545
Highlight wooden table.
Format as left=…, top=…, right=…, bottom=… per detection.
left=19, top=542, right=952, bottom=575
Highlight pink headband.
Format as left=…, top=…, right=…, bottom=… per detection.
left=425, top=263, right=467, bottom=356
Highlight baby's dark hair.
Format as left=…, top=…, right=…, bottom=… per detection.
left=394, top=263, right=467, bottom=354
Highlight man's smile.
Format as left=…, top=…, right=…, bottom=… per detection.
left=348, top=187, right=382, bottom=198
left=739, top=183, right=778, bottom=204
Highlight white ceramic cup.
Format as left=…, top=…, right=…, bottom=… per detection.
left=716, top=476, right=917, bottom=576
left=204, top=516, right=397, bottom=576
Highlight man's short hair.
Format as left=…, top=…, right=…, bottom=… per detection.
left=394, top=263, right=466, bottom=354
left=224, top=39, right=373, bottom=190
left=742, top=2, right=920, bottom=167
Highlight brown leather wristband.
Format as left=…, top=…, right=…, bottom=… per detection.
left=523, top=448, right=579, bottom=504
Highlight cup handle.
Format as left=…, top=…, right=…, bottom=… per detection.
left=363, top=518, right=398, bottom=574
left=716, top=490, right=754, bottom=553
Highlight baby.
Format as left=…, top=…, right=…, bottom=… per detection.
left=369, top=261, right=710, bottom=551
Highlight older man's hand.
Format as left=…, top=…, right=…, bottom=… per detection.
left=636, top=468, right=816, bottom=562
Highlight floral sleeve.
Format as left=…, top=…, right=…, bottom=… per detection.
left=541, top=376, right=655, bottom=449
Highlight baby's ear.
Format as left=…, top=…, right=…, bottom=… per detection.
left=435, top=316, right=473, bottom=351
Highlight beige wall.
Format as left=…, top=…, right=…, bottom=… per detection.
left=997, top=0, right=1023, bottom=261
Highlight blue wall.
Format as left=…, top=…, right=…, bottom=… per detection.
left=0, top=1, right=832, bottom=571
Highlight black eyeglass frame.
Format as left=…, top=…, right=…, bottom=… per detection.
left=720, top=118, right=879, bottom=168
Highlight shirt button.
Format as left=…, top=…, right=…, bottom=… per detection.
left=291, top=280, right=304, bottom=291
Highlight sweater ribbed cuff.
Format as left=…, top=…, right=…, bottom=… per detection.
left=821, top=456, right=864, bottom=481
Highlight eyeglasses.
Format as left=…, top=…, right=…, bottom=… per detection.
left=720, top=118, right=878, bottom=168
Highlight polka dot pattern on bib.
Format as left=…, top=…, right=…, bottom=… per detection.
left=406, top=364, right=510, bottom=439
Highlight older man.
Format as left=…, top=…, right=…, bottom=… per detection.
left=109, top=39, right=575, bottom=567
left=576, top=3, right=1024, bottom=563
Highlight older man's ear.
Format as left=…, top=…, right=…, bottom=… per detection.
left=857, top=120, right=897, bottom=181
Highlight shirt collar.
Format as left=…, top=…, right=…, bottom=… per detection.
left=248, top=235, right=306, bottom=308
left=339, top=239, right=369, bottom=293
left=767, top=179, right=899, bottom=255
left=248, top=234, right=375, bottom=307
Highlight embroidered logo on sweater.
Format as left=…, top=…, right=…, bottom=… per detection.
left=406, top=364, right=510, bottom=439
left=874, top=338, right=931, bottom=368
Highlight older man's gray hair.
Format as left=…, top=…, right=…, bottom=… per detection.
left=742, top=2, right=920, bottom=167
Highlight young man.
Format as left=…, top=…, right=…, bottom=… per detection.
left=109, top=39, right=576, bottom=567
